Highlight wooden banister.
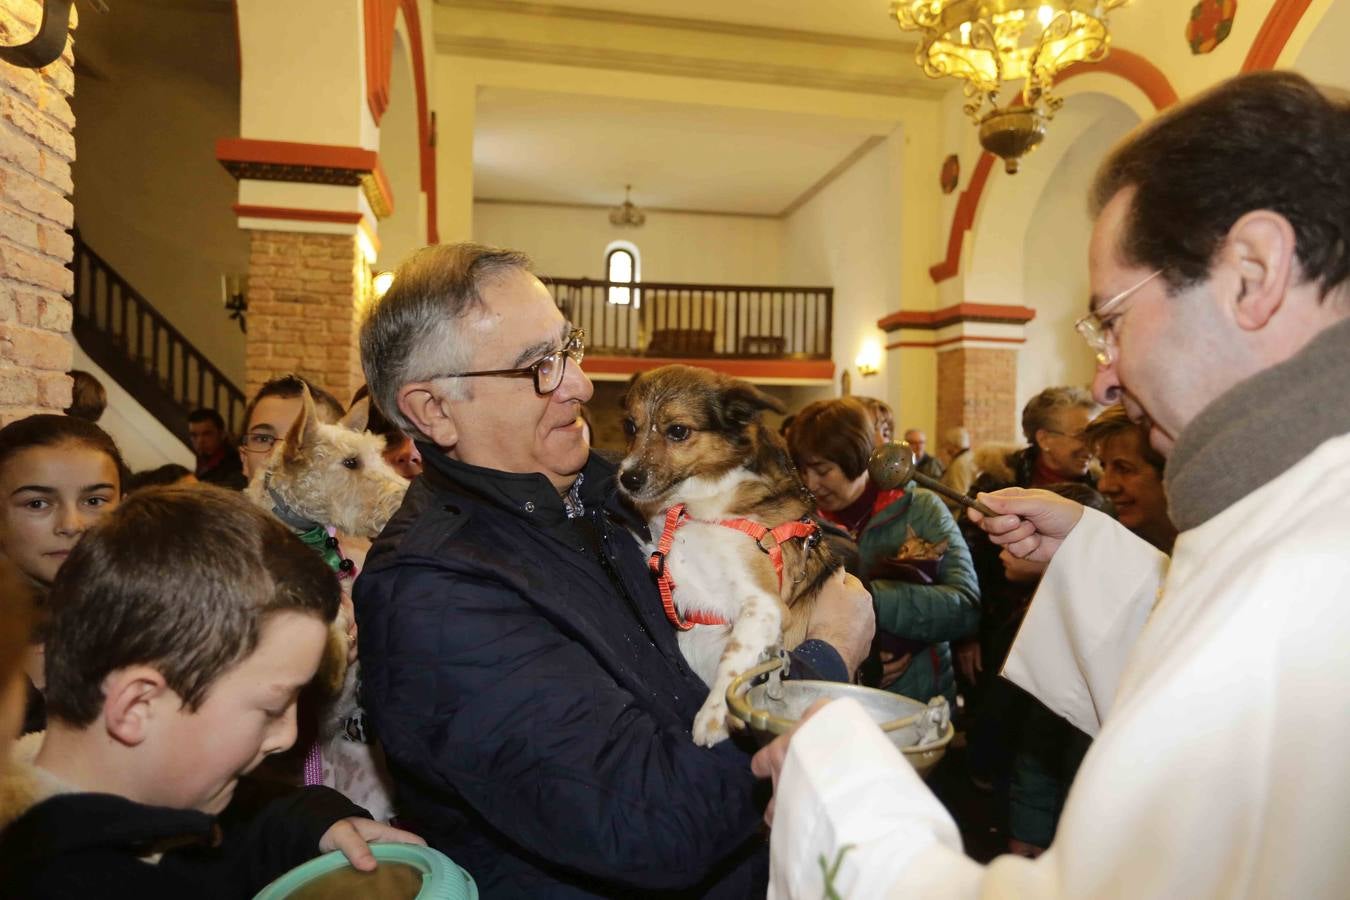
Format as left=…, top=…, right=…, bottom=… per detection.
left=70, top=231, right=247, bottom=445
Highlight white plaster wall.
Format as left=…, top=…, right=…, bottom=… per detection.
left=68, top=339, right=195, bottom=475
left=377, top=34, right=428, bottom=271
left=1292, top=0, right=1350, bottom=90
left=781, top=135, right=899, bottom=408
left=472, top=203, right=786, bottom=284
left=237, top=0, right=367, bottom=146
left=71, top=0, right=250, bottom=386
left=1017, top=100, right=1140, bottom=414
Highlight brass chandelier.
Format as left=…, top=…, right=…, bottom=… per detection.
left=608, top=184, right=647, bottom=228
left=892, top=1, right=1130, bottom=173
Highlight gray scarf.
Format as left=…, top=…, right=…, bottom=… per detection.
left=1166, top=315, right=1350, bottom=532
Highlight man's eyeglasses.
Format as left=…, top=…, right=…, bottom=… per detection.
left=436, top=328, right=585, bottom=396
left=240, top=431, right=279, bottom=454
left=1074, top=269, right=1164, bottom=366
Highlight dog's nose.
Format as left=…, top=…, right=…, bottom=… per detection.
left=619, top=468, right=646, bottom=492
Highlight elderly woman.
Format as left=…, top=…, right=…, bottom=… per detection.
left=789, top=397, right=979, bottom=703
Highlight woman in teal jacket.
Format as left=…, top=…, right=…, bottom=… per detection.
left=788, top=398, right=980, bottom=703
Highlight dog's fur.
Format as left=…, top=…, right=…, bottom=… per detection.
left=618, top=365, right=840, bottom=746
left=245, top=388, right=409, bottom=541
left=244, top=387, right=408, bottom=820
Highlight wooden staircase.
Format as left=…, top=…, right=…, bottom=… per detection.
left=70, top=231, right=246, bottom=448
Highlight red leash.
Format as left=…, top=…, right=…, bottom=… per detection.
left=647, top=503, right=820, bottom=632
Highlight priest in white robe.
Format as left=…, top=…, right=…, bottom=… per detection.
left=752, top=71, right=1350, bottom=900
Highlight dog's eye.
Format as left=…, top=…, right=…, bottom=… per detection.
left=665, top=424, right=691, bottom=442
left=622, top=418, right=637, bottom=439
left=342, top=457, right=361, bottom=470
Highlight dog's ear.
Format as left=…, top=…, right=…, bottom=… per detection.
left=342, top=397, right=371, bottom=433
left=282, top=385, right=322, bottom=463
left=718, top=380, right=784, bottom=428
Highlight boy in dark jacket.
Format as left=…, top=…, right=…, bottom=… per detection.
left=0, top=486, right=421, bottom=898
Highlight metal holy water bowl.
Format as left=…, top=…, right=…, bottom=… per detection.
left=727, top=657, right=954, bottom=779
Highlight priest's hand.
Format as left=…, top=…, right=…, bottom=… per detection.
left=968, top=487, right=1085, bottom=563
left=750, top=699, right=833, bottom=826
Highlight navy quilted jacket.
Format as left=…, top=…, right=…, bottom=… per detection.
left=356, top=449, right=845, bottom=898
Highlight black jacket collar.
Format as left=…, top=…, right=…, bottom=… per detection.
left=416, top=443, right=640, bottom=531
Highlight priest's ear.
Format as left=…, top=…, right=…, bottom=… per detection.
left=1223, top=210, right=1297, bottom=331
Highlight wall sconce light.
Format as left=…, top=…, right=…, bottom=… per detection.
left=856, top=339, right=883, bottom=377
left=372, top=271, right=395, bottom=300
left=221, top=273, right=248, bottom=334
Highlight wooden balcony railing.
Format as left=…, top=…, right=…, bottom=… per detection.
left=543, top=278, right=833, bottom=359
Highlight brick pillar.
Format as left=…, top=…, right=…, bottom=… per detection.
left=244, top=230, right=369, bottom=405
left=879, top=303, right=1034, bottom=451
left=0, top=1, right=76, bottom=423
left=936, top=346, right=1018, bottom=448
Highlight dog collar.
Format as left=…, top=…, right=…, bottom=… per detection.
left=265, top=473, right=357, bottom=580
left=263, top=471, right=322, bottom=532
left=295, top=524, right=357, bottom=580
left=647, top=503, right=820, bottom=632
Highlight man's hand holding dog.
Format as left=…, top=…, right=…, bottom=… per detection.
left=805, top=570, right=875, bottom=679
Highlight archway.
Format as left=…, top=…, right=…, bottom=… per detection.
left=1014, top=94, right=1140, bottom=412
left=376, top=28, right=424, bottom=271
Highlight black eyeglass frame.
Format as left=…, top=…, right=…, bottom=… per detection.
left=433, top=328, right=585, bottom=396
left=239, top=431, right=280, bottom=454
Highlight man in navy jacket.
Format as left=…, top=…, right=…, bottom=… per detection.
left=356, top=243, right=874, bottom=898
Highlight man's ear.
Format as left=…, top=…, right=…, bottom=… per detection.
left=283, top=387, right=322, bottom=463
left=101, top=666, right=171, bottom=748
left=1223, top=210, right=1297, bottom=331
left=398, top=383, right=458, bottom=450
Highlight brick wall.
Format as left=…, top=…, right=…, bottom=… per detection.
left=244, top=230, right=369, bottom=407
left=936, top=346, right=1018, bottom=448
left=0, top=1, right=75, bottom=424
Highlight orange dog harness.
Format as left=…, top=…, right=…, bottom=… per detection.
left=647, top=503, right=820, bottom=632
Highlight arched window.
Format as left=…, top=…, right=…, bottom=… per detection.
left=605, top=241, right=640, bottom=306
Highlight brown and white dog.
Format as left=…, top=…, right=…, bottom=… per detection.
left=618, top=365, right=840, bottom=746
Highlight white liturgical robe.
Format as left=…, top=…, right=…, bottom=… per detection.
left=768, top=432, right=1350, bottom=899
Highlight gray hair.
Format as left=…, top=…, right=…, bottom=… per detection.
left=941, top=426, right=970, bottom=450
left=1021, top=386, right=1095, bottom=444
left=360, top=243, right=533, bottom=440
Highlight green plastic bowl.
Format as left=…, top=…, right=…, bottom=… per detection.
left=253, top=843, right=477, bottom=900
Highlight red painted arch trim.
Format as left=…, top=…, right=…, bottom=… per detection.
left=216, top=138, right=378, bottom=171
left=887, top=335, right=1027, bottom=350
left=928, top=152, right=996, bottom=283
left=583, top=357, right=835, bottom=382
left=1058, top=48, right=1179, bottom=111
left=232, top=205, right=364, bottom=226
left=364, top=0, right=438, bottom=244
left=928, top=49, right=1177, bottom=285
left=1243, top=0, right=1316, bottom=71
left=878, top=302, right=1035, bottom=332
